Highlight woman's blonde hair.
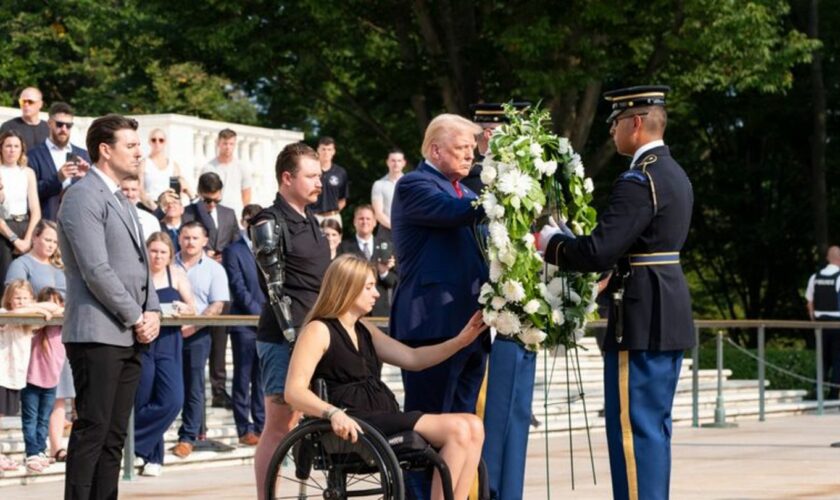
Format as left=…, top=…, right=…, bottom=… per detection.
left=2, top=279, right=36, bottom=334
left=304, top=254, right=376, bottom=325
left=33, top=220, right=63, bottom=269
left=420, top=113, right=481, bottom=161
left=146, top=231, right=175, bottom=264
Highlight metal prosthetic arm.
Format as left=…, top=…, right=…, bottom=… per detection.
left=250, top=217, right=297, bottom=344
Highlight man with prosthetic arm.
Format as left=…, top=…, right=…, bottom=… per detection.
left=537, top=85, right=694, bottom=500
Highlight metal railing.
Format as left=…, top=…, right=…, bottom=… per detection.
left=3, top=314, right=838, bottom=479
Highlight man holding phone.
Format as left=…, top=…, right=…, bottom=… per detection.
left=27, top=102, right=91, bottom=220
left=337, top=204, right=396, bottom=317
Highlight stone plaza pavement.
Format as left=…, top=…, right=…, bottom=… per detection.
left=5, top=414, right=840, bottom=499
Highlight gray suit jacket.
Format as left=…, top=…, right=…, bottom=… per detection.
left=58, top=171, right=160, bottom=346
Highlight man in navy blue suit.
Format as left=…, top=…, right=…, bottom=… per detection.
left=390, top=113, right=487, bottom=499
left=222, top=204, right=266, bottom=446
left=27, top=102, right=91, bottom=221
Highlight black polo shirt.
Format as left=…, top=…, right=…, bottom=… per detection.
left=256, top=193, right=331, bottom=343
left=310, top=163, right=349, bottom=213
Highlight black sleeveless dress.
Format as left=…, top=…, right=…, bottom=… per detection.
left=313, top=318, right=423, bottom=436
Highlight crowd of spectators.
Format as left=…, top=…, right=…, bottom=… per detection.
left=0, top=86, right=405, bottom=477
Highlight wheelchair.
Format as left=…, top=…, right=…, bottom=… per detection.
left=265, top=380, right=489, bottom=500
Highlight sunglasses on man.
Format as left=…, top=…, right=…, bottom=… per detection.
left=52, top=120, right=74, bottom=130
left=19, top=98, right=39, bottom=107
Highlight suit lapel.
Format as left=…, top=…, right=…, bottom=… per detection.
left=89, top=173, right=143, bottom=251
left=419, top=161, right=461, bottom=199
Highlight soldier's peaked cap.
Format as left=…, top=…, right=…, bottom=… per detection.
left=603, top=85, right=670, bottom=123
left=470, top=102, right=531, bottom=124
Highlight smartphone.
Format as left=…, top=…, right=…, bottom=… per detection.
left=65, top=152, right=80, bottom=165
left=169, top=176, right=182, bottom=194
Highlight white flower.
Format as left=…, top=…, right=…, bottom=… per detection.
left=533, top=202, right=543, bottom=214
left=491, top=296, right=507, bottom=311
left=537, top=283, right=549, bottom=298
left=520, top=327, right=547, bottom=346
left=489, top=260, right=503, bottom=282
left=583, top=177, right=594, bottom=193
left=570, top=154, right=584, bottom=178
left=571, top=221, right=583, bottom=235
left=585, top=302, right=598, bottom=314
left=510, top=196, right=521, bottom=209
left=530, top=142, right=543, bottom=158
left=557, top=138, right=571, bottom=155
left=521, top=233, right=535, bottom=246
left=495, top=310, right=521, bottom=335
left=483, top=309, right=498, bottom=326
left=492, top=205, right=505, bottom=219
left=502, top=280, right=526, bottom=303
left=574, top=328, right=586, bottom=341
left=534, top=158, right=558, bottom=176
left=523, top=299, right=541, bottom=314
left=480, top=165, right=498, bottom=186
left=568, top=290, right=581, bottom=305
left=488, top=221, right=509, bottom=248
left=497, top=169, right=534, bottom=199
left=552, top=308, right=566, bottom=326
left=547, top=277, right=566, bottom=296
left=499, top=247, right=517, bottom=267
left=590, top=283, right=600, bottom=300
left=478, top=283, right=494, bottom=304
left=482, top=192, right=498, bottom=214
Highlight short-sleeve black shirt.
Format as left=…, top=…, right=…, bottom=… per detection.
left=0, top=118, right=49, bottom=150
left=256, top=193, right=331, bottom=343
left=310, top=163, right=349, bottom=213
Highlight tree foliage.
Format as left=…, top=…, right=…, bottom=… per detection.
left=0, top=1, right=834, bottom=322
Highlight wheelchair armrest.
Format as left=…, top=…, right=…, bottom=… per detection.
left=313, top=378, right=329, bottom=401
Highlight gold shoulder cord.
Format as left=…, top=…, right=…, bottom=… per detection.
left=635, top=154, right=658, bottom=216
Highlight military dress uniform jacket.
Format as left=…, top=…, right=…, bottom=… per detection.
left=545, top=145, right=694, bottom=351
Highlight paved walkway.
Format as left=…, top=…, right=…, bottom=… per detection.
left=5, top=414, right=840, bottom=499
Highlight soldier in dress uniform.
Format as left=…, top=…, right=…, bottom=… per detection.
left=537, top=85, right=694, bottom=500
left=462, top=102, right=530, bottom=195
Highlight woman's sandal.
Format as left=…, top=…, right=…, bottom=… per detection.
left=0, top=453, right=20, bottom=471
left=53, top=448, right=67, bottom=462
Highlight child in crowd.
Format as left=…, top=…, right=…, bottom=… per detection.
left=20, top=287, right=65, bottom=474
left=0, top=280, right=61, bottom=473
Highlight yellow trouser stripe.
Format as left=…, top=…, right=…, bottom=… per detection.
left=469, top=363, right=490, bottom=500
left=619, top=351, right=639, bottom=500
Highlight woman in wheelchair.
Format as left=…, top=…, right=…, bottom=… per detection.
left=285, top=254, right=487, bottom=500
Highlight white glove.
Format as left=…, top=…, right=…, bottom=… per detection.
left=537, top=224, right=562, bottom=252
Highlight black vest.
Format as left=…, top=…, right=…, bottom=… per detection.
left=813, top=269, right=840, bottom=315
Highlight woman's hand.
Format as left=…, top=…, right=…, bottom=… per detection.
left=181, top=325, right=197, bottom=338
left=172, top=300, right=193, bottom=316
left=329, top=410, right=363, bottom=443
left=456, top=310, right=488, bottom=347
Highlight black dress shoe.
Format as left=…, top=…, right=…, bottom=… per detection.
left=211, top=395, right=233, bottom=409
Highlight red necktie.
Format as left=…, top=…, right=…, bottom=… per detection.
left=452, top=181, right=463, bottom=199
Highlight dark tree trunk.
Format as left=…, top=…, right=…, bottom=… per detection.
left=809, top=0, right=828, bottom=255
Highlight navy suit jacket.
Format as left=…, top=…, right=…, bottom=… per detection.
left=182, top=201, right=239, bottom=255
left=389, top=161, right=487, bottom=344
left=28, top=143, right=91, bottom=221
left=222, top=236, right=265, bottom=320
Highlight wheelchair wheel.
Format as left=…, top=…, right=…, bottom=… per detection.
left=266, top=418, right=405, bottom=499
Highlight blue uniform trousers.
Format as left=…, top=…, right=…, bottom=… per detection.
left=603, top=350, right=683, bottom=500
left=402, top=339, right=487, bottom=500
left=178, top=329, right=211, bottom=444
left=230, top=327, right=265, bottom=437
left=134, top=328, right=184, bottom=463
left=481, top=338, right=536, bottom=500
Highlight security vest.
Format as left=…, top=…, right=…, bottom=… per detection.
left=813, top=269, right=840, bottom=317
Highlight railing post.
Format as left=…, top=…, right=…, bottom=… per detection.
left=123, top=409, right=136, bottom=481
left=758, top=324, right=765, bottom=422
left=692, top=324, right=700, bottom=428
left=816, top=327, right=824, bottom=416
left=702, top=329, right=737, bottom=428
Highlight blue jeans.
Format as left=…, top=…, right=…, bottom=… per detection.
left=179, top=329, right=212, bottom=443
left=20, top=383, right=57, bottom=457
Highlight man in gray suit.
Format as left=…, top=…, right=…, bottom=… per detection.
left=58, top=114, right=161, bottom=500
